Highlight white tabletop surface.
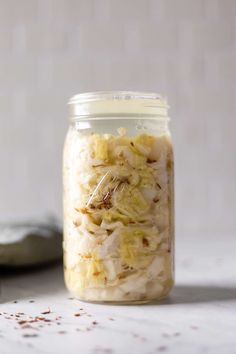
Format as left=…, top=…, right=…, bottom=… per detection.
left=0, top=233, right=236, bottom=354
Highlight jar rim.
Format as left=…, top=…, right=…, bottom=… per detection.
left=69, top=91, right=166, bottom=104
left=68, top=91, right=169, bottom=120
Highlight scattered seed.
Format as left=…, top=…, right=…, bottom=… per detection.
left=190, top=325, right=199, bottom=330
left=41, top=309, right=51, bottom=315
left=22, top=334, right=38, bottom=338
left=21, top=325, right=37, bottom=330
left=174, top=332, right=181, bottom=336
left=92, top=347, right=113, bottom=354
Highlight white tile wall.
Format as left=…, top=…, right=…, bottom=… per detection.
left=0, top=0, right=235, bottom=235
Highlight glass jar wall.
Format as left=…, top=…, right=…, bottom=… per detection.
left=63, top=92, right=174, bottom=303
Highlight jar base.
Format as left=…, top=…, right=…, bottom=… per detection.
left=69, top=291, right=172, bottom=305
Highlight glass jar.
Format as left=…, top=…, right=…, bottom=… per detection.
left=63, top=91, right=174, bottom=303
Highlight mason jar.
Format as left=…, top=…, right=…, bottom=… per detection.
left=63, top=91, right=174, bottom=303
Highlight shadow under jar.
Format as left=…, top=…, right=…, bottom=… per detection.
left=63, top=91, right=175, bottom=303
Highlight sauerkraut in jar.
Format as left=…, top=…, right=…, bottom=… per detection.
left=63, top=91, right=174, bottom=303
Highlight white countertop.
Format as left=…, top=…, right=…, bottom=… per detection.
left=1, top=233, right=236, bottom=354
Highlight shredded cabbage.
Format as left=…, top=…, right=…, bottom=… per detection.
left=63, top=127, right=174, bottom=301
